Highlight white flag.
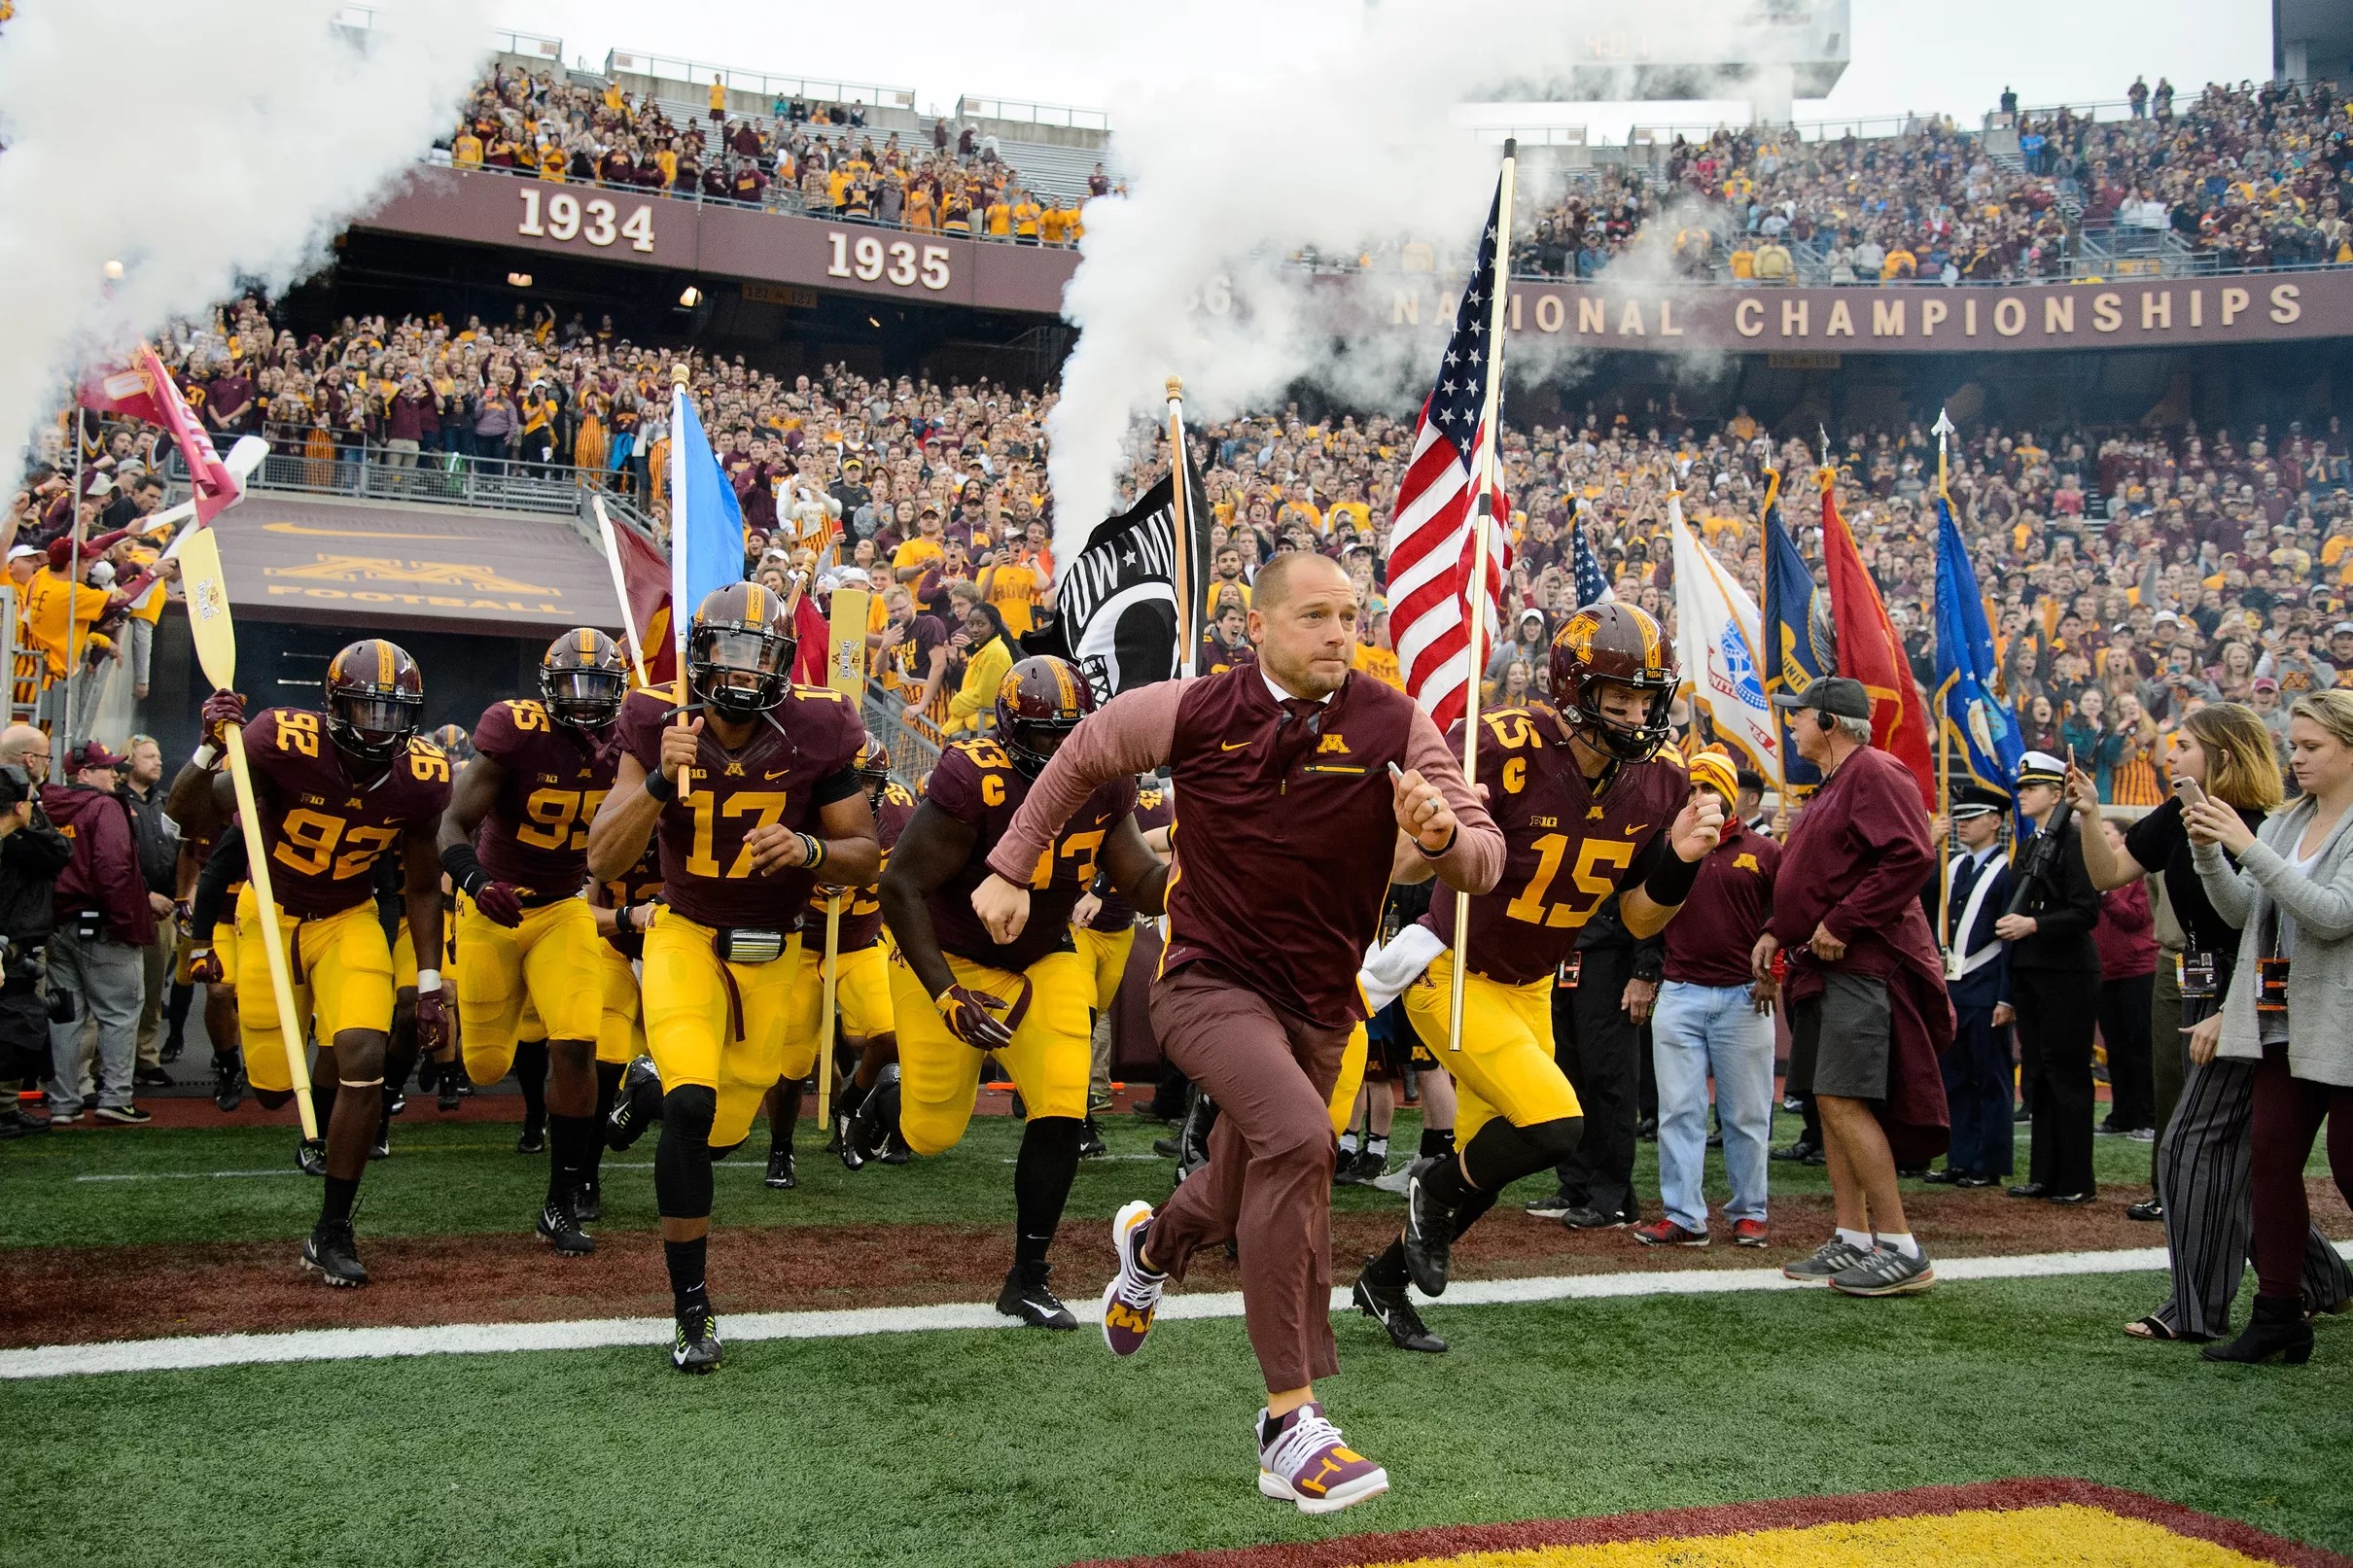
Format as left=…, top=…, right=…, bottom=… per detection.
left=1668, top=494, right=1781, bottom=787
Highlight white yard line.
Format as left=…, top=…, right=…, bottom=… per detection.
left=5, top=1241, right=2302, bottom=1382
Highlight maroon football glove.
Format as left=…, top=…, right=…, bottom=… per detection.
left=413, top=985, right=448, bottom=1056
left=200, top=688, right=247, bottom=748
left=187, top=946, right=225, bottom=985
left=934, top=984, right=1012, bottom=1052
left=471, top=880, right=527, bottom=927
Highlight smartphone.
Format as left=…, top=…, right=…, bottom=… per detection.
left=2172, top=776, right=2207, bottom=809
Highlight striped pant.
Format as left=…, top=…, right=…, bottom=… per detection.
left=2150, top=999, right=2352, bottom=1337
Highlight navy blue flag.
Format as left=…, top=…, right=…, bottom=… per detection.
left=1759, top=471, right=1832, bottom=791
left=1933, top=489, right=2024, bottom=796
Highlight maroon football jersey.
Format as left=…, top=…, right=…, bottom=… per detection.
left=809, top=780, right=917, bottom=952
left=471, top=698, right=618, bottom=898
left=615, top=684, right=865, bottom=929
left=1422, top=706, right=1689, bottom=985
left=1089, top=780, right=1172, bottom=931
left=596, top=837, right=665, bottom=911
left=240, top=709, right=451, bottom=920
left=924, top=738, right=1135, bottom=971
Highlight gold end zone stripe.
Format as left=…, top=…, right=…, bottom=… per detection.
left=1071, top=1482, right=2350, bottom=1568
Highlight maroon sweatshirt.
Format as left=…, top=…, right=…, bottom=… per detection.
left=1663, top=815, right=1780, bottom=988
left=2092, top=880, right=2158, bottom=981
left=42, top=784, right=156, bottom=947
left=990, top=666, right=1501, bottom=1028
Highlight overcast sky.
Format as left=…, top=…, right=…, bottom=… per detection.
left=508, top=0, right=2273, bottom=136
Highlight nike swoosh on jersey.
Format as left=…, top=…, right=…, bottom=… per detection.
left=764, top=769, right=789, bottom=780
left=1220, top=741, right=1250, bottom=751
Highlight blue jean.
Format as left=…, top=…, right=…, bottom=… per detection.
left=1651, top=981, right=1774, bottom=1233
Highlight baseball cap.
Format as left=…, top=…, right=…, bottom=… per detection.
left=1770, top=676, right=1872, bottom=722
left=2334, top=622, right=2353, bottom=637
left=2253, top=676, right=2280, bottom=692
left=69, top=740, right=126, bottom=772
left=6, top=544, right=39, bottom=563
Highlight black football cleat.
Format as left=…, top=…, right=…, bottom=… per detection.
left=764, top=1147, right=796, bottom=1190
left=296, top=1137, right=328, bottom=1177
left=574, top=1177, right=602, bottom=1223
left=876, top=1132, right=911, bottom=1166
left=1400, top=1157, right=1458, bottom=1297
left=436, top=1063, right=462, bottom=1113
left=516, top=1118, right=546, bottom=1156
left=672, top=1306, right=722, bottom=1374
left=213, top=1051, right=245, bottom=1113
left=1077, top=1117, right=1108, bottom=1160
left=369, top=1129, right=391, bottom=1161
left=849, top=1067, right=900, bottom=1164
left=997, top=1260, right=1079, bottom=1330
left=606, top=1057, right=661, bottom=1151
left=1352, top=1271, right=1448, bottom=1353
left=536, top=1193, right=595, bottom=1255
left=300, top=1222, right=369, bottom=1287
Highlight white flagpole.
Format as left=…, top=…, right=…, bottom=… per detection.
left=1449, top=139, right=1516, bottom=1055
left=669, top=367, right=694, bottom=799
left=1166, top=376, right=1197, bottom=679
left=591, top=494, right=653, bottom=690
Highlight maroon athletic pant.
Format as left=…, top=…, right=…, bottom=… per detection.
left=1146, top=961, right=1351, bottom=1392
left=2250, top=1042, right=2353, bottom=1300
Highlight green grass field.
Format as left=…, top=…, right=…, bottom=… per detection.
left=6, top=1107, right=2350, bottom=1568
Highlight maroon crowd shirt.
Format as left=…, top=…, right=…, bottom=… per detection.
left=1421, top=705, right=1689, bottom=985
left=1661, top=815, right=1780, bottom=988
left=927, top=738, right=1136, bottom=971
left=811, top=780, right=918, bottom=952
left=615, top=685, right=865, bottom=930
left=989, top=665, right=1501, bottom=1028
left=240, top=709, right=450, bottom=921
left=470, top=698, right=618, bottom=899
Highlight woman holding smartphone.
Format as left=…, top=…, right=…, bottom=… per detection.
left=2185, top=688, right=2353, bottom=1366
left=2069, top=702, right=2351, bottom=1342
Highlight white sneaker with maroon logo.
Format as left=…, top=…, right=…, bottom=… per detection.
left=1255, top=1402, right=1389, bottom=1515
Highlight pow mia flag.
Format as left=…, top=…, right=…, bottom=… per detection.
left=1048, top=444, right=1212, bottom=702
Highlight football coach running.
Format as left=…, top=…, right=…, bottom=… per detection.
left=969, top=550, right=1501, bottom=1516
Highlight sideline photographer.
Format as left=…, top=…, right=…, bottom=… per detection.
left=0, top=727, right=70, bottom=1139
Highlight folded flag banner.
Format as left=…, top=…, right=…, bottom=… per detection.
left=1819, top=470, right=1936, bottom=808
left=1570, top=512, right=1615, bottom=608
left=1759, top=470, right=1830, bottom=792
left=1052, top=437, right=1212, bottom=702
left=80, top=344, right=243, bottom=525
left=1933, top=488, right=2024, bottom=796
left=1668, top=493, right=1779, bottom=784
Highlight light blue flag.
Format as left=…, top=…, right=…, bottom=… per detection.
left=1933, top=489, right=2023, bottom=796
left=669, top=384, right=746, bottom=674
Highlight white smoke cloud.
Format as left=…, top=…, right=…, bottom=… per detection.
left=1045, top=0, right=1809, bottom=555
left=0, top=0, right=490, bottom=467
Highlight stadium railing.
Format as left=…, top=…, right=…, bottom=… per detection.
left=158, top=432, right=648, bottom=522
left=602, top=48, right=916, bottom=116
left=952, top=95, right=1110, bottom=133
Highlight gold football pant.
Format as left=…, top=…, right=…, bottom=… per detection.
left=641, top=916, right=810, bottom=1147
left=784, top=941, right=894, bottom=1047
left=455, top=894, right=603, bottom=1083
left=1072, top=923, right=1137, bottom=1014
left=1404, top=951, right=1580, bottom=1141
left=596, top=943, right=646, bottom=1066
left=233, top=889, right=394, bottom=1096
left=888, top=946, right=1091, bottom=1154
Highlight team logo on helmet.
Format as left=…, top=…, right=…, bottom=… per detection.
left=995, top=655, right=1094, bottom=781
left=324, top=639, right=426, bottom=764
left=687, top=581, right=795, bottom=721
left=1547, top=602, right=1679, bottom=764
left=855, top=730, right=892, bottom=803
left=540, top=627, right=628, bottom=730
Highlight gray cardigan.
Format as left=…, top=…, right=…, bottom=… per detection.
left=2195, top=795, right=2353, bottom=1087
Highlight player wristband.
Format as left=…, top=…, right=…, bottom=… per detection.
left=1641, top=850, right=1702, bottom=907
left=439, top=842, right=489, bottom=899
left=416, top=967, right=441, bottom=994
left=644, top=768, right=678, bottom=802
left=191, top=744, right=220, bottom=770
left=800, top=831, right=826, bottom=871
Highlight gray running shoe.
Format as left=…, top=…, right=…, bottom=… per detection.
left=1829, top=1245, right=1937, bottom=1297
left=1781, top=1237, right=1872, bottom=1282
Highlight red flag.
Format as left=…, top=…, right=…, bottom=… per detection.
left=790, top=586, right=829, bottom=688
left=607, top=513, right=677, bottom=686
left=80, top=345, right=242, bottom=525
left=1819, top=474, right=1935, bottom=809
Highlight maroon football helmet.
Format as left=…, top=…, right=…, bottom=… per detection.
left=324, top=639, right=425, bottom=763
left=539, top=627, right=628, bottom=730
left=855, top=730, right=892, bottom=804
left=1546, top=602, right=1679, bottom=764
left=687, top=581, right=796, bottom=721
left=994, top=655, right=1094, bottom=780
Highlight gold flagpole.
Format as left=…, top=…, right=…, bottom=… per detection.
left=1449, top=139, right=1517, bottom=1055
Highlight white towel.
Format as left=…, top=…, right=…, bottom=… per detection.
left=1357, top=923, right=1445, bottom=1016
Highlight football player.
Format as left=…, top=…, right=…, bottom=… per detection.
left=1349, top=603, right=1721, bottom=1352
left=439, top=629, right=629, bottom=1254
left=765, top=731, right=917, bottom=1187
left=878, top=655, right=1166, bottom=1328
left=587, top=581, right=878, bottom=1373
left=164, top=695, right=258, bottom=1113
left=182, top=640, right=452, bottom=1287
left=583, top=833, right=661, bottom=1220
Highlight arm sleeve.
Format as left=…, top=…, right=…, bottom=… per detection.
left=2236, top=834, right=2353, bottom=943
left=190, top=833, right=250, bottom=934
left=985, top=682, right=1181, bottom=885
left=2191, top=839, right=2256, bottom=928
left=1817, top=765, right=1937, bottom=943
left=1401, top=707, right=1504, bottom=894
left=2029, top=839, right=2103, bottom=941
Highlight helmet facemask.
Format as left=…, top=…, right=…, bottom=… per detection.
left=690, top=623, right=793, bottom=721
left=541, top=665, right=627, bottom=729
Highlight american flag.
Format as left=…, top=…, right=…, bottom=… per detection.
left=1569, top=515, right=1615, bottom=607
left=1386, top=176, right=1515, bottom=730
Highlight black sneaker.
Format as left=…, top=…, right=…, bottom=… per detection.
left=1077, top=1118, right=1108, bottom=1160
left=2125, top=1198, right=2164, bottom=1222
left=296, top=1137, right=328, bottom=1176
left=849, top=1067, right=899, bottom=1163
left=996, top=1260, right=1078, bottom=1330
left=160, top=1035, right=185, bottom=1065
left=607, top=1057, right=662, bottom=1151
left=133, top=1065, right=174, bottom=1089
left=1400, top=1157, right=1457, bottom=1296
left=537, top=1193, right=595, bottom=1255
left=1771, top=1139, right=1823, bottom=1165
left=1523, top=1191, right=1578, bottom=1220
left=1635, top=1116, right=1659, bottom=1142
left=1559, top=1205, right=1631, bottom=1231
left=764, top=1147, right=796, bottom=1190
left=575, top=1177, right=602, bottom=1223
left=515, top=1119, right=546, bottom=1156
left=300, top=1221, right=369, bottom=1287
left=94, top=1104, right=154, bottom=1125
left=1152, top=1134, right=1181, bottom=1159
left=672, top=1305, right=722, bottom=1373
left=1352, top=1270, right=1448, bottom=1353
left=212, top=1052, right=245, bottom=1113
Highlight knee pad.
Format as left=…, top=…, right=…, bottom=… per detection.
left=1518, top=1114, right=1585, bottom=1167
left=654, top=1085, right=720, bottom=1219
left=661, top=1084, right=718, bottom=1145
